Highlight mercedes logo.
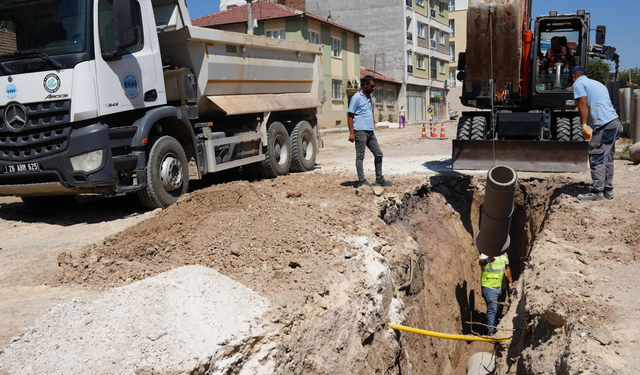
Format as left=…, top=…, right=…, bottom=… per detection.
left=3, top=103, right=28, bottom=132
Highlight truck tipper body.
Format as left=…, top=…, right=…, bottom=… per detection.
left=0, top=0, right=323, bottom=209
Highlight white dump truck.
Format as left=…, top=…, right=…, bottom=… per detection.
left=0, top=0, right=323, bottom=209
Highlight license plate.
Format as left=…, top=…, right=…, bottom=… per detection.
left=4, top=162, right=40, bottom=173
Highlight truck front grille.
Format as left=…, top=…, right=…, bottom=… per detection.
left=0, top=100, right=71, bottom=162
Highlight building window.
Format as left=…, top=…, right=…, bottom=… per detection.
left=439, top=31, right=445, bottom=45
left=449, top=20, right=455, bottom=36
left=309, top=31, right=320, bottom=44
left=332, top=80, right=343, bottom=100
left=266, top=29, right=285, bottom=39
left=439, top=1, right=446, bottom=15
left=449, top=68, right=457, bottom=86
left=450, top=44, right=455, bottom=62
left=449, top=0, right=456, bottom=11
left=374, top=87, right=383, bottom=104
left=439, top=60, right=445, bottom=74
left=417, top=22, right=426, bottom=39
left=431, top=58, right=437, bottom=78
left=416, top=0, right=424, bottom=5
left=331, top=37, right=341, bottom=58
left=386, top=89, right=395, bottom=105
left=416, top=54, right=425, bottom=69
left=407, top=51, right=413, bottom=66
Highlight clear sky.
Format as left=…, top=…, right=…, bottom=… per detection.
left=185, top=0, right=640, bottom=71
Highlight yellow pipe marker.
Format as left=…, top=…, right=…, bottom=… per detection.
left=388, top=324, right=510, bottom=343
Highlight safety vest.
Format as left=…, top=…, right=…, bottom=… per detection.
left=548, top=46, right=570, bottom=67
left=481, top=254, right=508, bottom=289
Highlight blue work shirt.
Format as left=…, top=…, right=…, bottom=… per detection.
left=573, top=76, right=619, bottom=128
left=348, top=90, right=375, bottom=131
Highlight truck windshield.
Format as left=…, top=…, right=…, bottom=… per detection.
left=0, top=0, right=89, bottom=65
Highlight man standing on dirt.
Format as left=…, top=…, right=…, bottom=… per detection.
left=571, top=66, right=622, bottom=201
left=479, top=253, right=513, bottom=335
left=348, top=75, right=393, bottom=187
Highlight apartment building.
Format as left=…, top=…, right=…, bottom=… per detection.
left=448, top=0, right=468, bottom=114
left=280, top=0, right=452, bottom=121
left=194, top=1, right=363, bottom=127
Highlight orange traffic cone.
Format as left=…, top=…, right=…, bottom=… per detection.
left=421, top=123, right=427, bottom=139
left=429, top=120, right=435, bottom=138
left=439, top=122, right=447, bottom=140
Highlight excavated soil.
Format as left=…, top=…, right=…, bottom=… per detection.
left=54, top=170, right=570, bottom=374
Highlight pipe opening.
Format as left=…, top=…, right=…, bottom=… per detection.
left=488, top=165, right=517, bottom=187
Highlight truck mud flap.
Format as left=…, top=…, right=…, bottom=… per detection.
left=452, top=140, right=589, bottom=173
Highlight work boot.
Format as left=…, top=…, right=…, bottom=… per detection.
left=577, top=191, right=604, bottom=201
left=374, top=177, right=393, bottom=187
left=604, top=189, right=614, bottom=200
left=357, top=179, right=372, bottom=187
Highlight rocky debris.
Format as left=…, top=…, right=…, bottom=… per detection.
left=592, top=331, right=612, bottom=346
left=373, top=187, right=384, bottom=196
left=286, top=190, right=302, bottom=198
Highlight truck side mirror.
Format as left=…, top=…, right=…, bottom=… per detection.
left=596, top=25, right=606, bottom=45
left=113, top=0, right=139, bottom=52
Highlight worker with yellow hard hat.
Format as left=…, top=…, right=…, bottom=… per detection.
left=479, top=253, right=513, bottom=335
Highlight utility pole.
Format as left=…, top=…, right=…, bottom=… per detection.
left=246, top=0, right=254, bottom=35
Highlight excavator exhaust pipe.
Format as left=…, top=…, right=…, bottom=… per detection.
left=476, top=165, right=518, bottom=256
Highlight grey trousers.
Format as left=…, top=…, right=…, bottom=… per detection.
left=589, top=118, right=622, bottom=192
left=355, top=130, right=383, bottom=181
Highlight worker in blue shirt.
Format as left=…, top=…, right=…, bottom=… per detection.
left=348, top=75, right=393, bottom=187
left=571, top=66, right=622, bottom=201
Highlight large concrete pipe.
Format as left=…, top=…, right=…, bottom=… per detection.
left=467, top=352, right=496, bottom=375
left=630, top=143, right=640, bottom=165
left=622, top=88, right=632, bottom=124
left=619, top=88, right=627, bottom=123
left=476, top=165, right=518, bottom=256
left=633, top=91, right=640, bottom=144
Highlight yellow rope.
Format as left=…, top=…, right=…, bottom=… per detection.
left=389, top=324, right=510, bottom=343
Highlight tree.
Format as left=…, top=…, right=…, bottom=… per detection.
left=618, top=68, right=640, bottom=86
left=588, top=58, right=611, bottom=84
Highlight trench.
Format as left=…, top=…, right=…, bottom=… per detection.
left=379, top=175, right=561, bottom=375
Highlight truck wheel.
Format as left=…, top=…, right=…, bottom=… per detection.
left=456, top=116, right=472, bottom=140
left=290, top=121, right=317, bottom=172
left=259, top=122, right=291, bottom=178
left=571, top=117, right=585, bottom=141
left=138, top=136, right=189, bottom=209
left=555, top=118, right=571, bottom=141
left=471, top=117, right=487, bottom=140
left=21, top=195, right=75, bottom=212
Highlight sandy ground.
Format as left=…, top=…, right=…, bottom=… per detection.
left=1, top=122, right=639, bottom=374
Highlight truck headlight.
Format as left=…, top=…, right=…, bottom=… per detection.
left=70, top=149, right=104, bottom=173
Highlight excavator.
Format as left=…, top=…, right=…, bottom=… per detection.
left=453, top=0, right=620, bottom=172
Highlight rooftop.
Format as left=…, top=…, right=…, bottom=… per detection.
left=192, top=1, right=364, bottom=37
left=360, top=67, right=400, bottom=84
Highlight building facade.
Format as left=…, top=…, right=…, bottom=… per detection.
left=194, top=1, right=363, bottom=128
left=300, top=0, right=452, bottom=121
left=448, top=0, right=468, bottom=114
left=361, top=68, right=402, bottom=123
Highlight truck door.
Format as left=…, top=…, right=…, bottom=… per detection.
left=94, top=0, right=164, bottom=116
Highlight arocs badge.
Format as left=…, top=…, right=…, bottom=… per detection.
left=43, top=74, right=61, bottom=93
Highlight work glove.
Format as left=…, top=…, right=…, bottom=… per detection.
left=582, top=124, right=593, bottom=141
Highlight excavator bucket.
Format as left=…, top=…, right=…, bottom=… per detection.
left=452, top=140, right=589, bottom=173
left=466, top=0, right=525, bottom=93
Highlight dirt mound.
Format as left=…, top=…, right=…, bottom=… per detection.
left=0, top=266, right=274, bottom=375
